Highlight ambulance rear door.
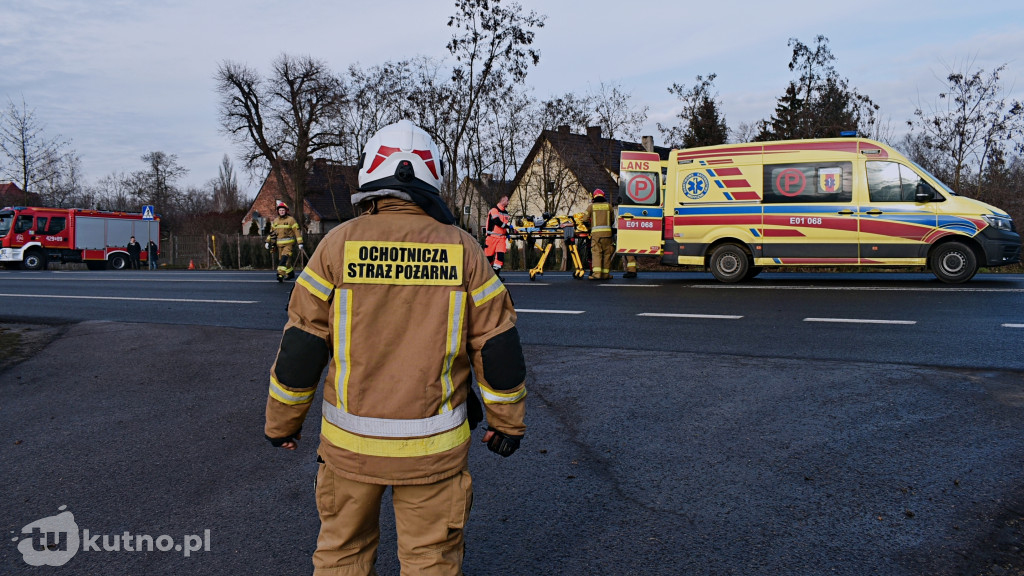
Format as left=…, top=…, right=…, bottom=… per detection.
left=617, top=152, right=664, bottom=257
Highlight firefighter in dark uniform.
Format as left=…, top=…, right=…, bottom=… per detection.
left=265, top=120, right=527, bottom=575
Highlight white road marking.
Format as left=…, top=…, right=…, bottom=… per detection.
left=804, top=317, right=916, bottom=325
left=692, top=285, right=1024, bottom=293
left=1002, top=323, right=1024, bottom=328
left=600, top=284, right=660, bottom=288
left=638, top=313, right=743, bottom=319
left=503, top=282, right=548, bottom=286
left=0, top=293, right=256, bottom=304
left=515, top=308, right=584, bottom=315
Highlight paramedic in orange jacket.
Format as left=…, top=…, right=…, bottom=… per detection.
left=265, top=120, right=527, bottom=576
left=584, top=188, right=614, bottom=280
left=484, top=194, right=511, bottom=278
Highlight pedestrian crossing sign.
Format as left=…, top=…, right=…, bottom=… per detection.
left=142, top=205, right=155, bottom=220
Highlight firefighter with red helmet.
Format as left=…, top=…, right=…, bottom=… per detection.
left=265, top=200, right=303, bottom=281
left=264, top=120, right=527, bottom=575
left=484, top=194, right=511, bottom=278
left=583, top=188, right=614, bottom=279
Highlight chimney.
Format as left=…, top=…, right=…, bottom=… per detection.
left=557, top=125, right=570, bottom=134
left=480, top=173, right=492, bottom=186
left=587, top=126, right=602, bottom=143
left=642, top=136, right=654, bottom=153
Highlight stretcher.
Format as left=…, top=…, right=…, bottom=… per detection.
left=510, top=213, right=590, bottom=281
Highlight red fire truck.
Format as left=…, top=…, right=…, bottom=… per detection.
left=0, top=206, right=160, bottom=270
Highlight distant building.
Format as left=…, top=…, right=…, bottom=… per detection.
left=242, top=159, right=357, bottom=236
left=508, top=126, right=669, bottom=219
left=0, top=182, right=41, bottom=207
left=456, top=172, right=511, bottom=239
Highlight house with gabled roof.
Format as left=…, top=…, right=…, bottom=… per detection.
left=242, top=159, right=357, bottom=236
left=456, top=172, right=511, bottom=239
left=508, top=126, right=670, bottom=220
left=0, top=182, right=40, bottom=207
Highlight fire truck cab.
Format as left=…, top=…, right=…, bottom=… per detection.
left=0, top=206, right=159, bottom=271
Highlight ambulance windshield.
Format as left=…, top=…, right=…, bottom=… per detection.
left=908, top=160, right=957, bottom=196
left=0, top=211, right=12, bottom=236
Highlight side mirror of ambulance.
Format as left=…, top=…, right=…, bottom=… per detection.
left=915, top=181, right=937, bottom=203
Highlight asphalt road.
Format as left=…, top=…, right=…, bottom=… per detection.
left=2, top=269, right=1023, bottom=574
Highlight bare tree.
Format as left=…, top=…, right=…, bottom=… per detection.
left=589, top=81, right=648, bottom=141
left=131, top=151, right=188, bottom=211
left=216, top=54, right=342, bottom=230
left=537, top=91, right=592, bottom=133
left=442, top=0, right=545, bottom=208
left=0, top=96, right=73, bottom=197
left=212, top=154, right=243, bottom=212
left=909, top=60, right=1024, bottom=193
left=91, top=172, right=136, bottom=212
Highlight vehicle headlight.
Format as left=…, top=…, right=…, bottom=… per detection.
left=982, top=214, right=1015, bottom=232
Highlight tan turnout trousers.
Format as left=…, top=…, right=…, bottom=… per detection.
left=313, top=461, right=473, bottom=576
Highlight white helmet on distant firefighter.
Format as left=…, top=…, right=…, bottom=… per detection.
left=354, top=120, right=454, bottom=224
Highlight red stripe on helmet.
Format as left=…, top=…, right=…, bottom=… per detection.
left=413, top=150, right=440, bottom=179
left=367, top=146, right=402, bottom=173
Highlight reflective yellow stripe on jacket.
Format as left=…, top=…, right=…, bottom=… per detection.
left=322, top=286, right=470, bottom=457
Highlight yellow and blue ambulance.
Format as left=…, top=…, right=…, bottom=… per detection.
left=616, top=138, right=1020, bottom=283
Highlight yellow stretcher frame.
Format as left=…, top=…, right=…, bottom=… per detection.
left=510, top=214, right=590, bottom=281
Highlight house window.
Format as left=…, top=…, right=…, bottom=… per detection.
left=545, top=180, right=555, bottom=195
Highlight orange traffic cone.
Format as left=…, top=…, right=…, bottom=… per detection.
left=188, top=259, right=195, bottom=270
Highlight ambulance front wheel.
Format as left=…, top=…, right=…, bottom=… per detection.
left=930, top=241, right=978, bottom=284
left=709, top=244, right=750, bottom=283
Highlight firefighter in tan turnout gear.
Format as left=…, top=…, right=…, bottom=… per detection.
left=583, top=188, right=614, bottom=279
left=265, top=120, right=527, bottom=576
left=265, top=200, right=304, bottom=281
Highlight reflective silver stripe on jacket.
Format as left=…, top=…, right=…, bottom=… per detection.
left=322, top=401, right=467, bottom=438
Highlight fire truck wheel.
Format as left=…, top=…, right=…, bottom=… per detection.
left=108, top=254, right=129, bottom=270
left=21, top=249, right=47, bottom=271
left=709, top=243, right=750, bottom=283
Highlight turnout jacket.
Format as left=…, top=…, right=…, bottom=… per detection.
left=584, top=199, right=613, bottom=238
left=265, top=198, right=527, bottom=485
left=267, top=214, right=302, bottom=246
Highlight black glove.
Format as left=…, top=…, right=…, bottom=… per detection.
left=266, top=427, right=301, bottom=448
left=486, top=427, right=523, bottom=457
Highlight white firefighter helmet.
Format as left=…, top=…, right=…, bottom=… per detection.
left=355, top=120, right=453, bottom=223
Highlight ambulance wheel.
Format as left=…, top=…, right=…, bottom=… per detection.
left=709, top=244, right=750, bottom=283
left=931, top=241, right=977, bottom=284
left=108, top=254, right=129, bottom=270
left=21, top=249, right=47, bottom=271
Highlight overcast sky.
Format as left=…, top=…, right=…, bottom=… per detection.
left=2, top=0, right=1022, bottom=197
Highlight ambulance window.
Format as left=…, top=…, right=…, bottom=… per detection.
left=866, top=162, right=902, bottom=202
left=15, top=215, right=34, bottom=233
left=47, top=217, right=66, bottom=234
left=763, top=162, right=852, bottom=203
left=867, top=162, right=925, bottom=202
left=618, top=170, right=661, bottom=206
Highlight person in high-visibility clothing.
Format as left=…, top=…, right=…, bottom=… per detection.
left=265, top=120, right=527, bottom=576
left=484, top=194, right=511, bottom=278
left=583, top=188, right=614, bottom=280
left=265, top=200, right=303, bottom=282
left=613, top=197, right=638, bottom=278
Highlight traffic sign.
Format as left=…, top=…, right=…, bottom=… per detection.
left=142, top=205, right=155, bottom=220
